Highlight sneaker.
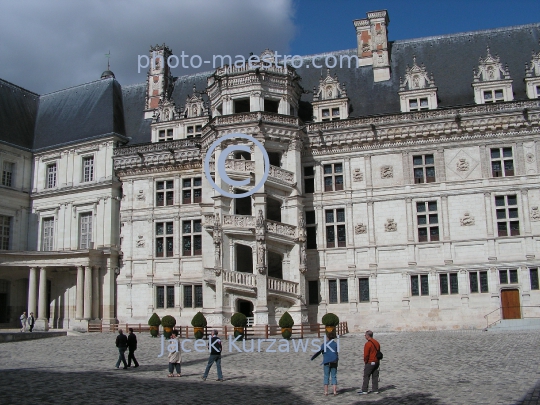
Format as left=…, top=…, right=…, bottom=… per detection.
left=369, top=391, right=380, bottom=394
left=201, top=376, right=206, bottom=381
left=358, top=391, right=368, bottom=395
left=216, top=379, right=224, bottom=382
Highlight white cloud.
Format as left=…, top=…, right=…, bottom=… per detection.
left=0, top=0, right=296, bottom=93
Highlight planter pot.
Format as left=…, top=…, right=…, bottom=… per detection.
left=281, top=327, right=292, bottom=340
left=233, top=327, right=245, bottom=341
left=163, top=326, right=173, bottom=339
left=193, top=327, right=204, bottom=340
left=149, top=325, right=159, bottom=337
left=325, top=326, right=336, bottom=333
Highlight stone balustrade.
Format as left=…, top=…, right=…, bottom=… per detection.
left=222, top=269, right=257, bottom=287
left=267, top=277, right=298, bottom=295
left=265, top=219, right=297, bottom=238
left=223, top=214, right=256, bottom=228
left=268, top=165, right=295, bottom=186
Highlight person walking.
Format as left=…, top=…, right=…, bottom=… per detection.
left=167, top=330, right=181, bottom=377
left=358, top=330, right=381, bottom=395
left=311, top=330, right=339, bottom=396
left=127, top=328, right=139, bottom=368
left=115, top=329, right=129, bottom=369
left=27, top=312, right=35, bottom=332
left=201, top=329, right=223, bottom=381
left=19, top=312, right=27, bottom=332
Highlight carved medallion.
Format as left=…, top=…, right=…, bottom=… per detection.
left=460, top=213, right=475, bottom=226
left=531, top=206, right=540, bottom=222
left=136, top=236, right=145, bottom=248
left=353, top=168, right=363, bottom=182
left=384, top=218, right=397, bottom=232
left=136, top=190, right=145, bottom=201
left=456, top=158, right=469, bottom=172
left=355, top=223, right=367, bottom=234
left=526, top=153, right=535, bottom=164
left=381, top=166, right=393, bottom=179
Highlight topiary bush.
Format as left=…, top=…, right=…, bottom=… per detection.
left=281, top=329, right=292, bottom=340
left=148, top=313, right=161, bottom=326
left=278, top=311, right=294, bottom=328
left=322, top=313, right=340, bottom=327
left=191, top=312, right=207, bottom=339
left=162, top=315, right=177, bottom=337
left=231, top=313, right=248, bottom=327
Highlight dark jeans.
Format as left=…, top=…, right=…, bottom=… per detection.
left=127, top=349, right=139, bottom=367
left=169, top=362, right=181, bottom=374
left=29, top=324, right=34, bottom=332
left=116, top=347, right=128, bottom=368
left=203, top=355, right=223, bottom=379
left=361, top=363, right=379, bottom=392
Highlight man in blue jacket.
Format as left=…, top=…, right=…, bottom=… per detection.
left=311, top=331, right=339, bottom=396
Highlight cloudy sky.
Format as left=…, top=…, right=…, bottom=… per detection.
left=1, top=0, right=540, bottom=94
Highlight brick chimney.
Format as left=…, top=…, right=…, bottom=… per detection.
left=353, top=10, right=390, bottom=82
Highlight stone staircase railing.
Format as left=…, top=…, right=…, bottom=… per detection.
left=268, top=165, right=295, bottom=187
left=223, top=214, right=256, bottom=228
left=222, top=269, right=257, bottom=287
left=265, top=219, right=297, bottom=238
left=267, top=277, right=299, bottom=295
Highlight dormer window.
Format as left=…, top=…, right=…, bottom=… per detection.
left=312, top=70, right=349, bottom=123
left=525, top=48, right=540, bottom=99
left=483, top=89, right=504, bottom=103
left=472, top=47, right=513, bottom=104
left=398, top=58, right=437, bottom=113
left=158, top=129, right=174, bottom=142
left=186, top=125, right=202, bottom=139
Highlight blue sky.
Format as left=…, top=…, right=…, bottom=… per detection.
left=290, top=0, right=540, bottom=55
left=1, top=0, right=539, bottom=93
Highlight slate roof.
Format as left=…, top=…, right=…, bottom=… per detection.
left=1, top=22, right=539, bottom=151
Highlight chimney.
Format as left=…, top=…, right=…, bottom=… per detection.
left=144, top=44, right=174, bottom=118
left=353, top=10, right=390, bottom=82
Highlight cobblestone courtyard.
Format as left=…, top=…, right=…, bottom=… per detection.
left=1, top=330, right=540, bottom=404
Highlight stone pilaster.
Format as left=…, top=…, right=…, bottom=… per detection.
left=35, top=267, right=49, bottom=331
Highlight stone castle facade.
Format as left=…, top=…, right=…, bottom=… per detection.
left=1, top=10, right=540, bottom=331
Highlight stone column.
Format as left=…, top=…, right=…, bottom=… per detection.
left=36, top=267, right=49, bottom=331
left=28, top=267, right=38, bottom=316
left=76, top=265, right=84, bottom=320
left=84, top=266, right=93, bottom=320
left=92, top=266, right=100, bottom=319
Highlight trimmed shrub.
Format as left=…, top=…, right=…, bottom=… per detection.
left=278, top=311, right=294, bottom=328
left=281, top=329, right=292, bottom=340
left=231, top=312, right=248, bottom=327
left=148, top=313, right=161, bottom=326
left=321, top=313, right=340, bottom=327
left=194, top=330, right=204, bottom=339
left=191, top=312, right=207, bottom=327
left=161, top=315, right=176, bottom=328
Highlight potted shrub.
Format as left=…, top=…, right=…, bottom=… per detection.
left=231, top=312, right=248, bottom=341
left=191, top=311, right=207, bottom=339
left=148, top=313, right=161, bottom=337
left=322, top=313, right=340, bottom=334
left=161, top=315, right=177, bottom=339
left=279, top=311, right=294, bottom=340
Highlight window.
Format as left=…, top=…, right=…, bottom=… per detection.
left=439, top=273, right=458, bottom=295
left=325, top=208, right=346, bottom=248
left=156, top=286, right=175, bottom=309
left=303, top=166, right=314, bottom=194
left=321, top=109, right=330, bottom=122
left=411, top=274, right=429, bottom=296
left=308, top=280, right=319, bottom=305
left=156, top=180, right=174, bottom=206
left=182, top=178, right=202, bottom=204
left=499, top=269, right=518, bottom=284
left=328, top=279, right=348, bottom=303
left=359, top=278, right=370, bottom=302
left=469, top=271, right=488, bottom=293
left=408, top=97, right=429, bottom=111
left=183, top=220, right=202, bottom=256
left=490, top=147, right=514, bottom=177
left=2, top=162, right=13, bottom=187
left=79, top=213, right=93, bottom=249
left=46, top=164, right=57, bottom=188
left=323, top=163, right=343, bottom=191
left=156, top=222, right=173, bottom=257
left=530, top=268, right=539, bottom=290
left=264, top=99, right=279, bottom=113
left=495, top=195, right=519, bottom=237
left=82, top=156, right=94, bottom=182
left=183, top=285, right=203, bottom=308
left=158, top=129, right=174, bottom=142
left=483, top=89, right=504, bottom=103
left=536, top=85, right=540, bottom=98
left=0, top=215, right=10, bottom=250
left=41, top=217, right=54, bottom=251
left=416, top=201, right=439, bottom=242
left=186, top=126, right=202, bottom=138
left=413, top=154, right=435, bottom=183
left=306, top=211, right=317, bottom=249
left=234, top=98, right=250, bottom=113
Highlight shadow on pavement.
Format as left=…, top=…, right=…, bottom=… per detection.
left=514, top=379, right=540, bottom=405
left=350, top=392, right=443, bottom=405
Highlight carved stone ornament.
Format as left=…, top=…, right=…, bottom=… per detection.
left=456, top=158, right=469, bottom=172
left=353, top=168, right=363, bottom=182
left=526, top=153, right=535, bottom=164
left=385, top=218, right=397, bottom=232
left=381, top=166, right=393, bottom=179
left=136, top=190, right=145, bottom=201
left=531, top=206, right=540, bottom=222
left=355, top=223, right=367, bottom=234
left=460, top=212, right=475, bottom=226
left=136, top=235, right=145, bottom=248
left=214, top=267, right=221, bottom=277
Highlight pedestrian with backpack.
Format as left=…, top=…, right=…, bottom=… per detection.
left=358, top=330, right=382, bottom=395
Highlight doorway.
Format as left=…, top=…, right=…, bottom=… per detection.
left=501, top=289, right=521, bottom=319
left=237, top=299, right=254, bottom=318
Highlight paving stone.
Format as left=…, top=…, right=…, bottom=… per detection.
left=0, top=330, right=539, bottom=404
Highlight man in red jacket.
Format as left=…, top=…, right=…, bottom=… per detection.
left=358, top=330, right=380, bottom=395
